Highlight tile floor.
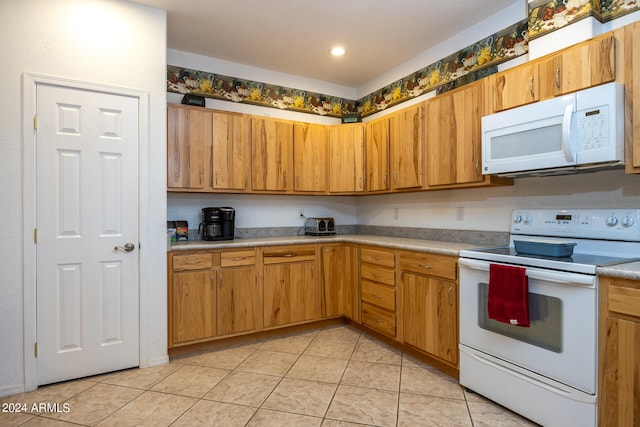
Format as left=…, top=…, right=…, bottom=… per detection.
left=1, top=325, right=538, bottom=426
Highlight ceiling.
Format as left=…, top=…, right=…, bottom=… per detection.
left=132, top=0, right=521, bottom=88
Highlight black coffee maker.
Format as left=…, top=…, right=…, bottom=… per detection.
left=199, top=207, right=235, bottom=241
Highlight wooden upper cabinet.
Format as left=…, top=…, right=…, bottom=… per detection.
left=487, top=62, right=539, bottom=113
left=365, top=117, right=390, bottom=192
left=538, top=34, right=615, bottom=100
left=167, top=105, right=212, bottom=190
left=625, top=22, right=640, bottom=173
left=329, top=123, right=365, bottom=193
left=293, top=123, right=329, bottom=192
left=389, top=104, right=424, bottom=190
left=426, top=81, right=483, bottom=186
left=251, top=117, right=293, bottom=192
left=211, top=111, right=249, bottom=191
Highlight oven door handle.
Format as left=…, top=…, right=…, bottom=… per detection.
left=459, top=258, right=595, bottom=287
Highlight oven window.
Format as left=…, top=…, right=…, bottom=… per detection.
left=478, top=282, right=562, bottom=353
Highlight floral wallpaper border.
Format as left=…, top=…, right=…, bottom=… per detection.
left=167, top=1, right=638, bottom=119
left=528, top=0, right=640, bottom=40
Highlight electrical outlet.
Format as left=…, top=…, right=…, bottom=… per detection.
left=298, top=209, right=305, bottom=218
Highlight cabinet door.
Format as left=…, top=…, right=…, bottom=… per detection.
left=171, top=271, right=216, bottom=345
left=365, top=118, right=390, bottom=192
left=167, top=105, right=212, bottom=189
left=402, top=273, right=458, bottom=365
left=320, top=245, right=344, bottom=318
left=539, top=34, right=615, bottom=99
left=329, top=124, right=365, bottom=193
left=217, top=266, right=256, bottom=336
left=426, top=81, right=483, bottom=186
left=263, top=261, right=319, bottom=327
left=487, top=62, right=538, bottom=113
left=293, top=123, right=329, bottom=192
left=212, top=111, right=249, bottom=190
left=624, top=22, right=640, bottom=173
left=389, top=104, right=424, bottom=190
left=251, top=117, right=292, bottom=191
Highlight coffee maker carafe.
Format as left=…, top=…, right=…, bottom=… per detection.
left=199, top=207, right=235, bottom=241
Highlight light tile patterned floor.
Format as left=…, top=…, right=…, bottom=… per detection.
left=1, top=325, right=539, bottom=426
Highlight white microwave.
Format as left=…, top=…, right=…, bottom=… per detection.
left=482, top=82, right=624, bottom=177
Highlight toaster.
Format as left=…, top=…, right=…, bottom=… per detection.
left=304, top=217, right=336, bottom=236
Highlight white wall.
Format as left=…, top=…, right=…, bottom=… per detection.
left=0, top=0, right=167, bottom=395
left=357, top=170, right=640, bottom=232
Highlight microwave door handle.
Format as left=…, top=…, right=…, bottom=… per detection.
left=562, top=104, right=574, bottom=162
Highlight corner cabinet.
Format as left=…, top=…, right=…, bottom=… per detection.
left=598, top=275, right=640, bottom=427
left=364, top=117, right=390, bottom=192
left=400, top=251, right=458, bottom=368
left=320, top=244, right=359, bottom=320
left=293, top=123, right=329, bottom=193
left=329, top=124, right=365, bottom=193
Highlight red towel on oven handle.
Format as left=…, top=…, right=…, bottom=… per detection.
left=488, top=263, right=530, bottom=327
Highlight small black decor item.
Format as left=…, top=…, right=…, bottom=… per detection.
left=181, top=94, right=205, bottom=107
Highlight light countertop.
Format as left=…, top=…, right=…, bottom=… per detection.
left=170, top=234, right=640, bottom=281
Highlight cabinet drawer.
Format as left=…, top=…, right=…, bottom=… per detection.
left=360, top=247, right=395, bottom=268
left=361, top=280, right=395, bottom=311
left=263, top=245, right=316, bottom=264
left=361, top=302, right=395, bottom=337
left=221, top=249, right=256, bottom=267
left=609, top=283, right=640, bottom=318
left=172, top=252, right=217, bottom=271
left=361, top=263, right=395, bottom=286
left=400, top=252, right=457, bottom=280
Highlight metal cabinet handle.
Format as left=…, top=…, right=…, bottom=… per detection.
left=418, top=264, right=432, bottom=269
left=529, top=76, right=535, bottom=98
left=231, top=257, right=246, bottom=261
left=115, top=243, right=135, bottom=252
left=448, top=286, right=453, bottom=306
left=555, top=68, right=560, bottom=89
left=371, top=294, right=382, bottom=299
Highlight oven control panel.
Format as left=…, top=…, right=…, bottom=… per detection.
left=511, top=209, right=640, bottom=241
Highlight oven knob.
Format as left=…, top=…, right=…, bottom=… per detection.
left=513, top=215, right=522, bottom=224
left=523, top=215, right=533, bottom=225
left=621, top=216, right=635, bottom=227
left=606, top=215, right=619, bottom=227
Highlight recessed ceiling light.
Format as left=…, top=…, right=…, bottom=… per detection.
left=330, top=46, right=346, bottom=57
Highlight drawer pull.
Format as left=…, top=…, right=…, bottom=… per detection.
left=231, top=257, right=246, bottom=261
left=186, top=260, right=202, bottom=265
left=284, top=253, right=295, bottom=257
left=371, top=256, right=381, bottom=261
left=372, top=273, right=382, bottom=278
left=371, top=294, right=382, bottom=299
left=418, top=264, right=432, bottom=269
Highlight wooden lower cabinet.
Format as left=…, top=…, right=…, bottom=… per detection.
left=262, top=245, right=320, bottom=328
left=402, top=273, right=458, bottom=365
left=320, top=244, right=359, bottom=319
left=400, top=251, right=458, bottom=368
left=598, top=276, right=640, bottom=426
left=168, top=249, right=257, bottom=348
left=359, top=247, right=396, bottom=338
left=217, top=267, right=256, bottom=336
left=171, top=270, right=216, bottom=344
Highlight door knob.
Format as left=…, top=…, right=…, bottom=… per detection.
left=115, top=243, right=135, bottom=252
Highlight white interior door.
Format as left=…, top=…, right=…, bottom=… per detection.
left=36, top=83, right=139, bottom=386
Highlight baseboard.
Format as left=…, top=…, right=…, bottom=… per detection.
left=0, top=383, right=26, bottom=398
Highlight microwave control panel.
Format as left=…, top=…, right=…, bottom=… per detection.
left=577, top=105, right=609, bottom=150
